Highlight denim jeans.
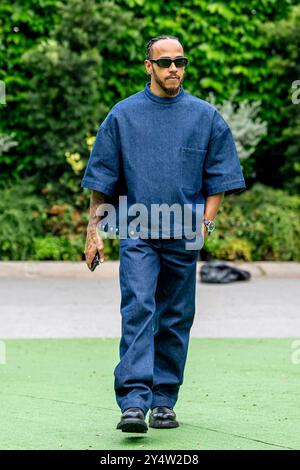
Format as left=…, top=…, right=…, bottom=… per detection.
left=114, top=236, right=200, bottom=415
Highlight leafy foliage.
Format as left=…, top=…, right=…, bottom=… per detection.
left=260, top=5, right=300, bottom=194
left=208, top=92, right=267, bottom=161
left=0, top=0, right=60, bottom=183
left=203, top=183, right=300, bottom=261
left=0, top=179, right=46, bottom=260
left=1, top=0, right=298, bottom=190
left=0, top=132, right=18, bottom=157
left=0, top=0, right=144, bottom=191
left=1, top=0, right=299, bottom=261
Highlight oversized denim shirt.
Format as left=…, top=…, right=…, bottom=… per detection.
left=81, top=81, right=246, bottom=238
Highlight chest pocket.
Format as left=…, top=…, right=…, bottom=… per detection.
left=181, top=147, right=207, bottom=192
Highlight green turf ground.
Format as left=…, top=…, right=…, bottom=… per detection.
left=0, top=339, right=299, bottom=450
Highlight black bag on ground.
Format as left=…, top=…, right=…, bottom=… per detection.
left=200, top=260, right=251, bottom=283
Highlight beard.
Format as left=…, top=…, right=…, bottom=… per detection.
left=152, top=67, right=183, bottom=96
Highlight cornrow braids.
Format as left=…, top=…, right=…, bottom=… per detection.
left=146, top=35, right=181, bottom=60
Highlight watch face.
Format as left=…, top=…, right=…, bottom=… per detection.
left=205, top=220, right=215, bottom=232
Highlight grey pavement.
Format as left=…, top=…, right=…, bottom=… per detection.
left=0, top=261, right=299, bottom=338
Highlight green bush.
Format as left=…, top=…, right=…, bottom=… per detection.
left=203, top=183, right=300, bottom=261
left=0, top=180, right=46, bottom=260
left=1, top=0, right=298, bottom=194
left=205, top=236, right=253, bottom=262
left=0, top=0, right=144, bottom=190
left=261, top=4, right=300, bottom=194
left=33, top=233, right=120, bottom=261
left=33, top=234, right=82, bottom=261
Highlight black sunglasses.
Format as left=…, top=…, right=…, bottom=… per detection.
left=148, top=57, right=188, bottom=68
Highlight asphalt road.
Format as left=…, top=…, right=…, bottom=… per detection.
left=1, top=274, right=299, bottom=338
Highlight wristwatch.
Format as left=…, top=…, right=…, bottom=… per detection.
left=203, top=218, right=216, bottom=235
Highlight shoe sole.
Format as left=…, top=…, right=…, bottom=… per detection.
left=117, top=418, right=148, bottom=433
left=149, top=419, right=179, bottom=429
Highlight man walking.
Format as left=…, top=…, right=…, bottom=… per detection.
left=81, top=35, right=246, bottom=433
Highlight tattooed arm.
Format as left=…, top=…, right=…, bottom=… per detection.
left=84, top=190, right=106, bottom=270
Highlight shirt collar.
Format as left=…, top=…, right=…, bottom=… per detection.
left=144, top=81, right=185, bottom=105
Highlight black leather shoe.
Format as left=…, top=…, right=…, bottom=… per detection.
left=149, top=406, right=179, bottom=429
left=116, top=407, right=148, bottom=433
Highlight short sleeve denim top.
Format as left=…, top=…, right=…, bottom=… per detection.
left=81, top=82, right=246, bottom=237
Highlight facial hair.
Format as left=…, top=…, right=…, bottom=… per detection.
left=151, top=66, right=184, bottom=96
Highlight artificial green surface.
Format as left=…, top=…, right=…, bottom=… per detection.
left=0, top=339, right=299, bottom=450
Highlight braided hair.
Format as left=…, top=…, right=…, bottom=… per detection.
left=146, top=35, right=182, bottom=60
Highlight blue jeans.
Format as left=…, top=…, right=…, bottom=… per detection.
left=114, top=236, right=200, bottom=415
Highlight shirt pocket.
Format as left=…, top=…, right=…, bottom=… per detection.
left=180, top=147, right=207, bottom=192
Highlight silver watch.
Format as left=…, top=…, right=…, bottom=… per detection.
left=203, top=218, right=216, bottom=235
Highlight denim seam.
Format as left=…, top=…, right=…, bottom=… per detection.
left=81, top=178, right=115, bottom=196
left=205, top=179, right=246, bottom=192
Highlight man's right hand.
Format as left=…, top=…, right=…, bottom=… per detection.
left=84, top=222, right=105, bottom=270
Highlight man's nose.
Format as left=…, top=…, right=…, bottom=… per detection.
left=169, top=62, right=177, bottom=71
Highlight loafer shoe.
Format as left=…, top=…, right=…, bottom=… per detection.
left=149, top=406, right=179, bottom=429
left=116, top=407, right=148, bottom=433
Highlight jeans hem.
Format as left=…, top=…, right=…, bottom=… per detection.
left=151, top=400, right=177, bottom=409
left=119, top=401, right=149, bottom=415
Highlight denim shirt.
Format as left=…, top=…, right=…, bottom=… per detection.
left=81, top=82, right=246, bottom=238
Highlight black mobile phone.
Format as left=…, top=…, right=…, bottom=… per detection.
left=91, top=252, right=100, bottom=272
